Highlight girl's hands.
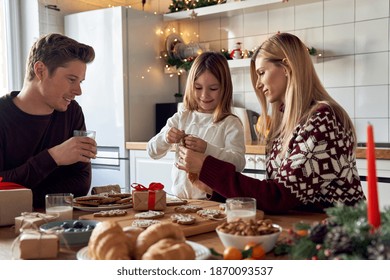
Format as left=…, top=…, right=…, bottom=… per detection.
left=183, top=135, right=207, bottom=153
left=166, top=127, right=186, bottom=144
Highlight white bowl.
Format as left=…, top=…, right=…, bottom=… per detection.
left=216, top=224, right=282, bottom=253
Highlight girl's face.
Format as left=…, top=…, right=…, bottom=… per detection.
left=255, top=57, right=287, bottom=104
left=194, top=70, right=221, bottom=113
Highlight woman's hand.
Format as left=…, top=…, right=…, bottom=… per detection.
left=176, top=145, right=207, bottom=174
left=166, top=127, right=186, bottom=144
left=183, top=135, right=207, bottom=153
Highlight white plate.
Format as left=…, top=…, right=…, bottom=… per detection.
left=73, top=203, right=132, bottom=212
left=77, top=240, right=210, bottom=260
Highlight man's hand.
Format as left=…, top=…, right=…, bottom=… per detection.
left=48, top=136, right=97, bottom=166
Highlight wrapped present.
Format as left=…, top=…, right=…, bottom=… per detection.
left=0, top=178, right=33, bottom=226
left=131, top=182, right=166, bottom=211
left=19, top=231, right=59, bottom=259
left=15, top=212, right=57, bottom=234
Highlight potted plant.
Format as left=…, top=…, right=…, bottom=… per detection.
left=174, top=92, right=183, bottom=103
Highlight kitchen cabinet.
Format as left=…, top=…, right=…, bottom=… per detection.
left=129, top=150, right=175, bottom=195
left=356, top=158, right=390, bottom=211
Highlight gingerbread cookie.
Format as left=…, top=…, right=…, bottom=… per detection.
left=116, top=197, right=132, bottom=204
left=132, top=219, right=161, bottom=228
left=174, top=205, right=203, bottom=213
left=93, top=209, right=127, bottom=217
left=170, top=214, right=196, bottom=225
left=134, top=210, right=165, bottom=219
left=197, top=209, right=226, bottom=219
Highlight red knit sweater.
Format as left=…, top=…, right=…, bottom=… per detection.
left=201, top=105, right=365, bottom=213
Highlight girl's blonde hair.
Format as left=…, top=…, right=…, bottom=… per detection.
left=250, top=33, right=356, bottom=155
left=183, top=51, right=233, bottom=122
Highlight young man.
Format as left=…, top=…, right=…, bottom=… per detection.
left=0, top=33, right=97, bottom=208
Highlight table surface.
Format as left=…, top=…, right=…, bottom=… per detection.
left=0, top=207, right=327, bottom=260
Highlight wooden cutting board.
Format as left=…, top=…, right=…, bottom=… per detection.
left=79, top=200, right=227, bottom=237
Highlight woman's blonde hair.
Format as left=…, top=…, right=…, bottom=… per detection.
left=183, top=51, right=233, bottom=122
left=250, top=33, right=356, bottom=155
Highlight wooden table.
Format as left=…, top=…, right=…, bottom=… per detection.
left=0, top=208, right=326, bottom=260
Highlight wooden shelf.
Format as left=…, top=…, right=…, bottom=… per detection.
left=163, top=0, right=282, bottom=22
left=228, top=58, right=251, bottom=69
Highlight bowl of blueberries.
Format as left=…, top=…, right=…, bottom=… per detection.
left=40, top=220, right=99, bottom=247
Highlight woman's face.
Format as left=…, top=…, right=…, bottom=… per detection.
left=194, top=70, right=221, bottom=113
left=255, top=57, right=287, bottom=104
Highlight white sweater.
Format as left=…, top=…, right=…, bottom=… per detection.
left=147, top=109, right=246, bottom=199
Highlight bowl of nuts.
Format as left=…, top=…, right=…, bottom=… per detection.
left=216, top=219, right=281, bottom=253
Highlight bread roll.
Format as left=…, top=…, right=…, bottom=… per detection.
left=135, top=222, right=185, bottom=259
left=88, top=221, right=132, bottom=260
left=142, top=238, right=195, bottom=260
left=122, top=226, right=144, bottom=259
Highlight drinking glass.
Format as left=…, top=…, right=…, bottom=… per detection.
left=73, top=130, right=96, bottom=140
left=45, top=193, right=74, bottom=221
left=226, top=197, right=257, bottom=223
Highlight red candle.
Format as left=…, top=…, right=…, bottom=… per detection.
left=366, top=124, right=381, bottom=228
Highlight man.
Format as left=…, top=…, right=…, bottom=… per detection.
left=0, top=33, right=97, bottom=208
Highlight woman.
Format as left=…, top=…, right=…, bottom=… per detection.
left=148, top=51, right=245, bottom=199
left=177, top=33, right=365, bottom=213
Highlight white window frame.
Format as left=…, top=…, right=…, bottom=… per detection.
left=3, top=0, right=23, bottom=91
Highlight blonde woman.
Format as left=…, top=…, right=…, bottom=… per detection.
left=177, top=33, right=365, bottom=213
left=148, top=51, right=246, bottom=199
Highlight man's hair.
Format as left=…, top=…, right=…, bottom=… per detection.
left=26, top=33, right=95, bottom=81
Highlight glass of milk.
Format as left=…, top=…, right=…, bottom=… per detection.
left=45, top=193, right=74, bottom=221
left=226, top=197, right=257, bottom=223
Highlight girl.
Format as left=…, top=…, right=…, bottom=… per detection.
left=147, top=51, right=246, bottom=199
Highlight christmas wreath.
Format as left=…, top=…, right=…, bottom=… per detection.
left=274, top=201, right=390, bottom=260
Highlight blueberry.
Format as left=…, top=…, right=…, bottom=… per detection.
left=72, top=220, right=84, bottom=229
left=60, top=222, right=71, bottom=229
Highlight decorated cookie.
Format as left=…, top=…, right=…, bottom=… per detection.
left=174, top=205, right=203, bottom=213
left=132, top=219, right=161, bottom=228
left=197, top=209, right=226, bottom=219
left=170, top=214, right=196, bottom=225
left=93, top=209, right=127, bottom=217
left=134, top=210, right=165, bottom=219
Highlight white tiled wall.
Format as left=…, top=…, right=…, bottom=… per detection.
left=173, top=0, right=390, bottom=143
left=35, top=0, right=390, bottom=143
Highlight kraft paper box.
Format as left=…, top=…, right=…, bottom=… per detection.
left=0, top=188, right=32, bottom=226
left=15, top=213, right=57, bottom=234
left=132, top=190, right=166, bottom=210
left=19, top=232, right=59, bottom=259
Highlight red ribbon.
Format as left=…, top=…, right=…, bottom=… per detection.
left=0, top=177, right=27, bottom=190
left=131, top=182, right=164, bottom=210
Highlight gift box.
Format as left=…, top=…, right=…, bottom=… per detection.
left=0, top=179, right=33, bottom=226
left=15, top=212, right=57, bottom=234
left=131, top=183, right=166, bottom=211
left=19, top=231, right=59, bottom=259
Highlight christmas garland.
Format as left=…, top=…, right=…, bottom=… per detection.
left=168, top=0, right=227, bottom=13
left=274, top=201, right=390, bottom=260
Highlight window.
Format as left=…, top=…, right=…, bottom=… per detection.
left=0, top=0, right=8, bottom=95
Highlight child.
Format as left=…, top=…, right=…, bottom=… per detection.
left=147, top=51, right=246, bottom=199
